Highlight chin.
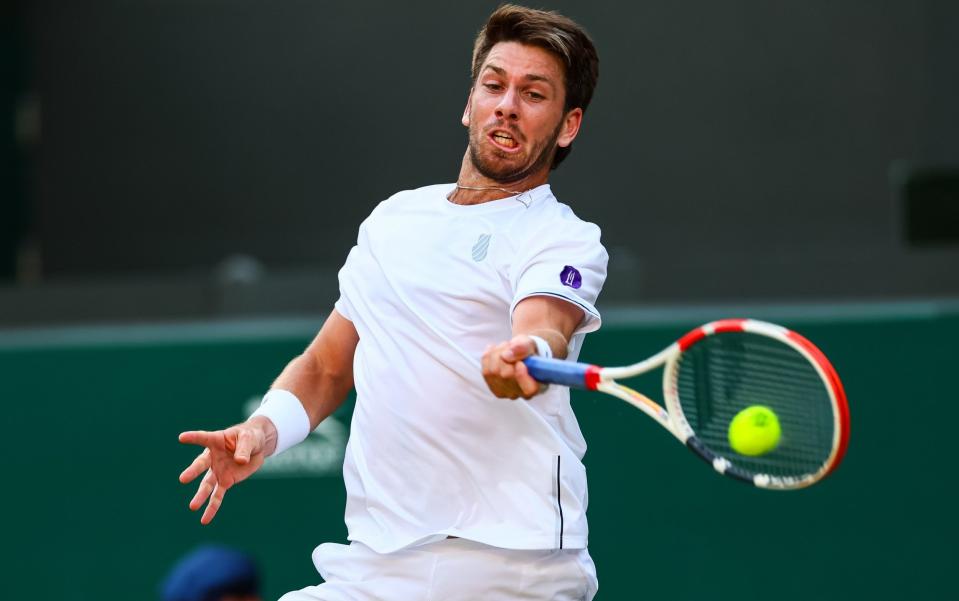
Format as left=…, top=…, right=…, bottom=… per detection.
left=481, top=153, right=527, bottom=176
left=467, top=139, right=535, bottom=183
left=479, top=164, right=526, bottom=183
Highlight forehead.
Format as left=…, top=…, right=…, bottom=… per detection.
left=480, top=41, right=566, bottom=81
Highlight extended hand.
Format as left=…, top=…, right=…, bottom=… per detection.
left=178, top=416, right=274, bottom=524
left=482, top=335, right=542, bottom=399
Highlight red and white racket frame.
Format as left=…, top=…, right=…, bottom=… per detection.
left=525, top=318, right=851, bottom=490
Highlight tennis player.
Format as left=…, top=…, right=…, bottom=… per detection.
left=179, top=5, right=606, bottom=599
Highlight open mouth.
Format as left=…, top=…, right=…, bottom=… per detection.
left=489, top=130, right=521, bottom=151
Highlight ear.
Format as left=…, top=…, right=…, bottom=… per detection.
left=461, top=89, right=473, bottom=127
left=556, top=108, right=583, bottom=148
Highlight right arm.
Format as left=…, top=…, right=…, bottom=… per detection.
left=178, top=309, right=359, bottom=523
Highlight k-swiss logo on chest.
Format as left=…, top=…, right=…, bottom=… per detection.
left=472, top=233, right=492, bottom=262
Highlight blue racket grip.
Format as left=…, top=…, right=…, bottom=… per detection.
left=522, top=356, right=599, bottom=390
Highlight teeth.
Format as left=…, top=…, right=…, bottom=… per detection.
left=493, top=133, right=517, bottom=148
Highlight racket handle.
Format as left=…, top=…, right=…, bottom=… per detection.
left=523, top=356, right=600, bottom=390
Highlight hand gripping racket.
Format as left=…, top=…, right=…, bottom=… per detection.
left=523, top=319, right=850, bottom=489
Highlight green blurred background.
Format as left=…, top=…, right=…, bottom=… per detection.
left=2, top=0, right=958, bottom=599
left=2, top=303, right=956, bottom=599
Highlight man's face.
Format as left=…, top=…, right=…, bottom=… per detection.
left=463, top=41, right=582, bottom=183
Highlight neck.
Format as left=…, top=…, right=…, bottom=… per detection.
left=447, top=150, right=549, bottom=205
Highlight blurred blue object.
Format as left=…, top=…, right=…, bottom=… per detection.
left=160, top=545, right=260, bottom=601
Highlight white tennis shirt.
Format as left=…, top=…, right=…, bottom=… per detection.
left=334, top=183, right=608, bottom=553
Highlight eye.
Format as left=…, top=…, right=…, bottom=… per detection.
left=483, top=82, right=503, bottom=92
left=528, top=91, right=545, bottom=101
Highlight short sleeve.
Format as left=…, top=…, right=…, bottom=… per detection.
left=335, top=205, right=381, bottom=323
left=510, top=220, right=608, bottom=335
left=335, top=239, right=368, bottom=323
left=334, top=293, right=355, bottom=322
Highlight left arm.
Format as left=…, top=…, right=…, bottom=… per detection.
left=481, top=295, right=583, bottom=399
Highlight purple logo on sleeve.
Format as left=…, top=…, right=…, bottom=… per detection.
left=559, top=265, right=583, bottom=289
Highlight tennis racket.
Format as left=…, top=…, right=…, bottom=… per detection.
left=523, top=318, right=850, bottom=490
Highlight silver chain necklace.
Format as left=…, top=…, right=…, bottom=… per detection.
left=455, top=183, right=524, bottom=195
left=453, top=184, right=533, bottom=207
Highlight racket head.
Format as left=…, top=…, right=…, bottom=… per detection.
left=663, top=319, right=850, bottom=490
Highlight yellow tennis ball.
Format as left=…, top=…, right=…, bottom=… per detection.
left=728, top=405, right=781, bottom=456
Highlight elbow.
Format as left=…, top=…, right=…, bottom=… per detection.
left=305, top=352, right=353, bottom=390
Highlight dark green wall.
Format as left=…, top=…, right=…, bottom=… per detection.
left=2, top=305, right=955, bottom=600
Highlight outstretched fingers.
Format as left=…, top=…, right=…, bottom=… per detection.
left=189, top=468, right=217, bottom=511
left=178, top=430, right=220, bottom=448
left=178, top=427, right=253, bottom=524
left=179, top=448, right=211, bottom=484
left=201, top=481, right=229, bottom=525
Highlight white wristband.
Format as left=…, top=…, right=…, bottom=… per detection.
left=528, top=335, right=553, bottom=359
left=251, top=389, right=311, bottom=456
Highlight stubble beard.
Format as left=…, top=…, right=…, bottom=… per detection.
left=467, top=118, right=563, bottom=185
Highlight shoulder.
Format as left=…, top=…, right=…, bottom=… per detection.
left=523, top=190, right=605, bottom=248
left=374, top=183, right=452, bottom=214
left=356, top=184, right=451, bottom=234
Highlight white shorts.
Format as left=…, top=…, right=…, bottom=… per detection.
left=279, top=538, right=598, bottom=601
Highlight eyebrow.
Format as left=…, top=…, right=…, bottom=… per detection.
left=482, top=64, right=554, bottom=85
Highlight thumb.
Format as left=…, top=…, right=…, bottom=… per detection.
left=502, top=335, right=536, bottom=362
left=233, top=428, right=258, bottom=464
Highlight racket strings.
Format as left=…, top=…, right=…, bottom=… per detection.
left=699, top=359, right=831, bottom=472
left=675, top=333, right=834, bottom=479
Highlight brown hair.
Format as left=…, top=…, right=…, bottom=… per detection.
left=471, top=4, right=599, bottom=168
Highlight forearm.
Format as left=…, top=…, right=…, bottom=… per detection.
left=512, top=296, right=584, bottom=360
left=271, top=351, right=353, bottom=429
left=249, top=310, right=358, bottom=455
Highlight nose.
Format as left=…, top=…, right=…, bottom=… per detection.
left=494, top=87, right=520, bottom=121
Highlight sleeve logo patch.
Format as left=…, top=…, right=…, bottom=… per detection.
left=559, top=265, right=583, bottom=289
